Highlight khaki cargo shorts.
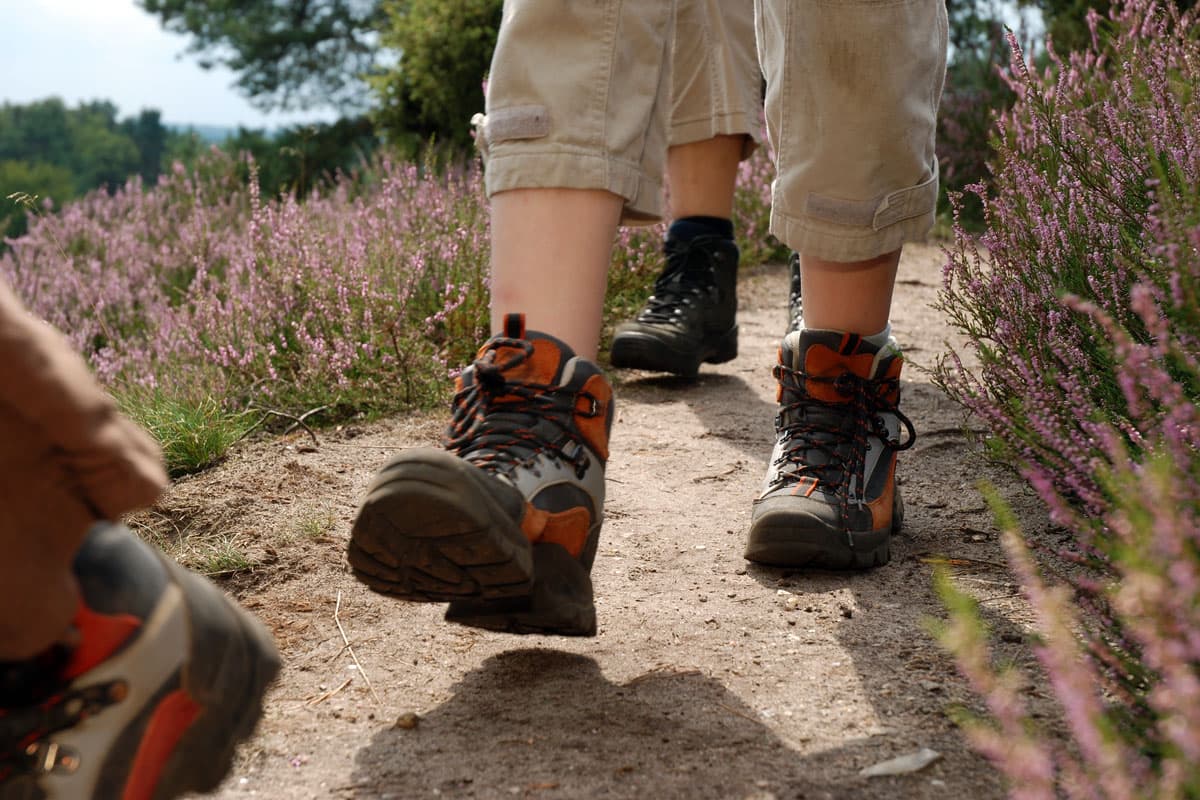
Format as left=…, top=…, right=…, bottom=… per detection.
left=478, top=0, right=947, bottom=261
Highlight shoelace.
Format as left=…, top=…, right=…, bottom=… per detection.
left=769, top=364, right=916, bottom=512
left=638, top=240, right=719, bottom=324
left=444, top=337, right=601, bottom=479
left=0, top=681, right=125, bottom=781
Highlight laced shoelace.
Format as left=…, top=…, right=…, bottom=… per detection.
left=769, top=362, right=916, bottom=533
left=444, top=337, right=601, bottom=479
left=1, top=680, right=126, bottom=782
left=638, top=240, right=720, bottom=324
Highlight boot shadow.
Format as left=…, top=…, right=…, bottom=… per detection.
left=351, top=648, right=881, bottom=799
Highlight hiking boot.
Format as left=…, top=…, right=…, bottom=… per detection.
left=348, top=314, right=613, bottom=637
left=786, top=251, right=803, bottom=335
left=746, top=329, right=916, bottom=569
left=610, top=235, right=739, bottom=377
left=0, top=523, right=280, bottom=800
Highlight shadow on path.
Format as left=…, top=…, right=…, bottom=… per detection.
left=352, top=649, right=895, bottom=800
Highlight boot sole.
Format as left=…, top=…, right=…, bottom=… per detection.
left=348, top=450, right=535, bottom=599
left=348, top=451, right=534, bottom=602
left=744, top=493, right=904, bottom=570
left=444, top=543, right=598, bottom=637
left=610, top=325, right=738, bottom=377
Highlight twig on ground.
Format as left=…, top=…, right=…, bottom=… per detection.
left=306, top=677, right=353, bottom=706
left=239, top=404, right=328, bottom=446
left=334, top=591, right=382, bottom=706
left=718, top=702, right=763, bottom=725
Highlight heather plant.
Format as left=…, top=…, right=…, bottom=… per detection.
left=935, top=0, right=1200, bottom=516
left=934, top=0, right=1200, bottom=793
left=937, top=343, right=1200, bottom=796
left=1, top=137, right=780, bottom=471
left=1, top=148, right=492, bottom=430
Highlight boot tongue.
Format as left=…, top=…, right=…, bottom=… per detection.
left=782, top=329, right=881, bottom=403
left=479, top=313, right=575, bottom=386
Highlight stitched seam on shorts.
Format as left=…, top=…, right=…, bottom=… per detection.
left=596, top=0, right=617, bottom=163
left=778, top=4, right=792, bottom=195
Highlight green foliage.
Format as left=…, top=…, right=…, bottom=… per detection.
left=137, top=0, right=386, bottom=111
left=0, top=98, right=200, bottom=242
left=221, top=117, right=381, bottom=197
left=938, top=0, right=1022, bottom=230
left=369, top=0, right=501, bottom=152
left=116, top=389, right=253, bottom=478
left=0, top=163, right=73, bottom=239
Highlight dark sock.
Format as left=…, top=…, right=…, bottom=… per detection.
left=667, top=215, right=734, bottom=244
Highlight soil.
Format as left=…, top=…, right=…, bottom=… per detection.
left=151, top=243, right=1057, bottom=800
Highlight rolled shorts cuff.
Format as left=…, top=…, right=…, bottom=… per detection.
left=484, top=148, right=666, bottom=224
left=669, top=111, right=762, bottom=159
left=771, top=207, right=936, bottom=262
left=770, top=170, right=938, bottom=261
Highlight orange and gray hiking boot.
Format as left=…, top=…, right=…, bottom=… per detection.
left=746, top=329, right=916, bottom=569
left=348, top=314, right=614, bottom=636
left=0, top=522, right=279, bottom=800
left=610, top=235, right=739, bottom=377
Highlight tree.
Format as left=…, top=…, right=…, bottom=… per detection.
left=122, top=110, right=169, bottom=183
left=369, top=0, right=501, bottom=151
left=137, top=0, right=386, bottom=111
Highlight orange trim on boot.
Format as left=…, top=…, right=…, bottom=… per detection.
left=803, top=346, right=877, bottom=404
left=519, top=503, right=591, bottom=558
left=866, top=460, right=898, bottom=531
left=62, top=603, right=142, bottom=681
left=574, top=374, right=612, bottom=460
left=121, top=689, right=202, bottom=800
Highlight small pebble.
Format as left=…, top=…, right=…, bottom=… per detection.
left=394, top=712, right=421, bottom=730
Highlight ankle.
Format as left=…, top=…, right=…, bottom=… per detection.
left=667, top=216, right=734, bottom=244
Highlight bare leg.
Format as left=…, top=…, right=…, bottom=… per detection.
left=490, top=188, right=624, bottom=361
left=798, top=249, right=901, bottom=334
left=666, top=134, right=745, bottom=219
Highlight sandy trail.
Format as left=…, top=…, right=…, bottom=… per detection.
left=157, top=244, right=1046, bottom=800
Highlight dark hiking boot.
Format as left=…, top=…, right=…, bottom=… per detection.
left=786, top=251, right=803, bottom=335
left=610, top=235, right=739, bottom=377
left=348, top=314, right=613, bottom=636
left=746, top=329, right=916, bottom=569
left=0, top=523, right=280, bottom=800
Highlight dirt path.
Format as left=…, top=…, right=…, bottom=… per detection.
left=158, top=244, right=1050, bottom=800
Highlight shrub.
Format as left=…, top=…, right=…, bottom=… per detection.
left=935, top=0, right=1200, bottom=516
left=934, top=0, right=1200, bottom=793
left=2, top=138, right=781, bottom=433
left=369, top=0, right=502, bottom=153
left=1, top=149, right=492, bottom=420
left=936, top=0, right=1020, bottom=230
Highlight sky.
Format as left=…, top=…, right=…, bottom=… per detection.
left=0, top=0, right=339, bottom=129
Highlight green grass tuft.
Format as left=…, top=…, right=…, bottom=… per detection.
left=116, top=390, right=252, bottom=477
